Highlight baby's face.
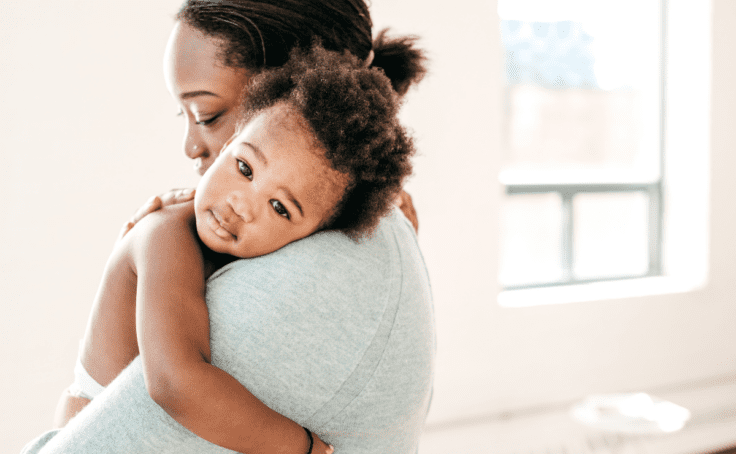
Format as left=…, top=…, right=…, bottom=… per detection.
left=194, top=103, right=348, bottom=258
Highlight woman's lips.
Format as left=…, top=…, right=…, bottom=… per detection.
left=206, top=209, right=235, bottom=240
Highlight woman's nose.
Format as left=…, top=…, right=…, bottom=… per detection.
left=183, top=126, right=208, bottom=160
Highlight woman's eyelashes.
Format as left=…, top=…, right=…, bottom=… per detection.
left=195, top=111, right=224, bottom=126
left=175, top=107, right=224, bottom=126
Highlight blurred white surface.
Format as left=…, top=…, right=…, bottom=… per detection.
left=420, top=377, right=736, bottom=454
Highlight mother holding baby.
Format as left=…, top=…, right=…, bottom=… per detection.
left=22, top=1, right=434, bottom=453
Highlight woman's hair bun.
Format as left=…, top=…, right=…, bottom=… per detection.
left=371, top=28, right=428, bottom=96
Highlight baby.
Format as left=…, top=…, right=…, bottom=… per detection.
left=64, top=46, right=414, bottom=453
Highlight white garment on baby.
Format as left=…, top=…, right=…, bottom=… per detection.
left=68, top=341, right=106, bottom=400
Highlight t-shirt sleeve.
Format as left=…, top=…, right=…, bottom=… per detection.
left=19, top=357, right=238, bottom=454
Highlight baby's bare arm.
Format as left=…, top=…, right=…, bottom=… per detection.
left=55, top=199, right=332, bottom=452
left=82, top=238, right=139, bottom=384
left=53, top=389, right=89, bottom=428
left=53, top=229, right=140, bottom=427
left=133, top=202, right=331, bottom=454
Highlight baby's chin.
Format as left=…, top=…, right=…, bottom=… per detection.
left=194, top=220, right=278, bottom=260
left=194, top=216, right=238, bottom=256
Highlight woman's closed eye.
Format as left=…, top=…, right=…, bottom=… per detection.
left=270, top=200, right=290, bottom=219
left=195, top=111, right=223, bottom=126
left=237, top=159, right=253, bottom=180
left=174, top=109, right=222, bottom=126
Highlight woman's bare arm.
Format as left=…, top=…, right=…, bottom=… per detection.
left=131, top=202, right=331, bottom=454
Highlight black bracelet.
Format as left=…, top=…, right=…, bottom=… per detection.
left=303, top=426, right=314, bottom=454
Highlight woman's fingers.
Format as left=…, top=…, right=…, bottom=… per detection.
left=132, top=196, right=163, bottom=225
left=395, top=190, right=419, bottom=233
left=158, top=188, right=196, bottom=207
left=117, top=221, right=136, bottom=242
left=117, top=196, right=162, bottom=242
left=116, top=188, right=195, bottom=242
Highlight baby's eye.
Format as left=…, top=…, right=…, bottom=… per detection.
left=237, top=159, right=253, bottom=180
left=176, top=109, right=184, bottom=117
left=270, top=200, right=290, bottom=219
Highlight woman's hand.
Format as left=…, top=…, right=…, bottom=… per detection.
left=395, top=190, right=419, bottom=233
left=117, top=188, right=196, bottom=242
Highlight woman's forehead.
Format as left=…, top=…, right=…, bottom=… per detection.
left=164, top=22, right=248, bottom=97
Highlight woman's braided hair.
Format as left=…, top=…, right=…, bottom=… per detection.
left=177, top=0, right=427, bottom=96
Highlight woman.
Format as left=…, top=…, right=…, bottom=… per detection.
left=23, top=1, right=434, bottom=452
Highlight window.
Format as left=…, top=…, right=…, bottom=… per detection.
left=498, top=0, right=666, bottom=289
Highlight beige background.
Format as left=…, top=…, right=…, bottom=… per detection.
left=2, top=0, right=735, bottom=452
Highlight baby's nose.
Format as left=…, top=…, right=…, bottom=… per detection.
left=227, top=191, right=256, bottom=222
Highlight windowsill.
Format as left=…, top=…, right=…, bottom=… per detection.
left=498, top=275, right=704, bottom=307
left=499, top=168, right=661, bottom=187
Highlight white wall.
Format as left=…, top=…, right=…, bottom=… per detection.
left=2, top=0, right=736, bottom=452
left=370, top=0, right=736, bottom=429
left=1, top=1, right=190, bottom=450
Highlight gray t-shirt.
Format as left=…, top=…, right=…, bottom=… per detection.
left=22, top=208, right=435, bottom=453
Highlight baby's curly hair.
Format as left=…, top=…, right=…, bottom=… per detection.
left=240, top=45, right=415, bottom=239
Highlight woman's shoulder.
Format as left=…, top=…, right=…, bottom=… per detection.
left=204, top=207, right=426, bottom=331
left=203, top=208, right=434, bottom=444
left=211, top=207, right=416, bottom=282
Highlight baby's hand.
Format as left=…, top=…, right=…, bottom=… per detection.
left=311, top=431, right=334, bottom=454
left=117, top=188, right=196, bottom=242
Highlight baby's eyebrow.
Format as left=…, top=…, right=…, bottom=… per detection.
left=242, top=141, right=268, bottom=166
left=284, top=189, right=304, bottom=218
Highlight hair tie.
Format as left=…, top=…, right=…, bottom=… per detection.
left=365, top=49, right=374, bottom=67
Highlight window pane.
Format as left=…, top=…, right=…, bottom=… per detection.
left=573, top=192, right=649, bottom=279
left=500, top=193, right=563, bottom=287
left=498, top=0, right=661, bottom=182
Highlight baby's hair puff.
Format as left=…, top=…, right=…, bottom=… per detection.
left=241, top=44, right=416, bottom=239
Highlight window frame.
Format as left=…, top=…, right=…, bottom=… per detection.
left=499, top=0, right=668, bottom=290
